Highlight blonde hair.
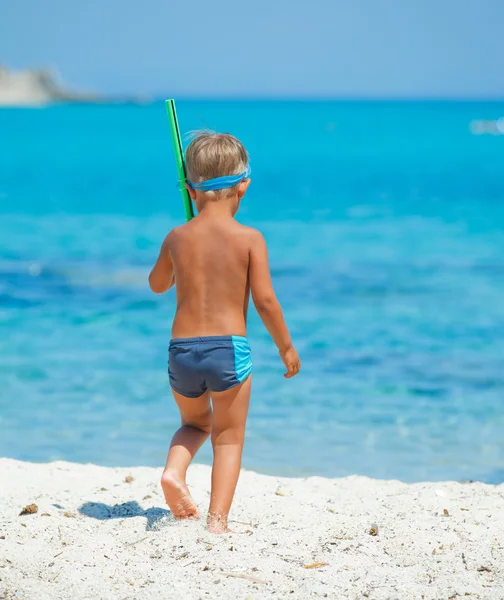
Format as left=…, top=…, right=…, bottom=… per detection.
left=185, top=131, right=249, bottom=194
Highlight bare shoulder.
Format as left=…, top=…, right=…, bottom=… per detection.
left=163, top=224, right=186, bottom=247
left=235, top=223, right=265, bottom=247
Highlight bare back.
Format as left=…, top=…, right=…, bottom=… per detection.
left=169, top=216, right=252, bottom=338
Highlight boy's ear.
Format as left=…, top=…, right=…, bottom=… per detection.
left=185, top=182, right=197, bottom=201
left=238, top=178, right=251, bottom=198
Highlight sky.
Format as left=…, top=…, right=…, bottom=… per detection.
left=1, top=0, right=503, bottom=99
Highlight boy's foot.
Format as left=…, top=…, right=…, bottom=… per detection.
left=207, top=512, right=230, bottom=534
left=161, top=470, right=200, bottom=519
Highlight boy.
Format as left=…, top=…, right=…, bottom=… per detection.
left=149, top=132, right=300, bottom=533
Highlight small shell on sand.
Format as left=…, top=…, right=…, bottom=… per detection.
left=19, top=504, right=38, bottom=516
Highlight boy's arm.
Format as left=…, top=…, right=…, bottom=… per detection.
left=149, top=234, right=175, bottom=294
left=249, top=231, right=300, bottom=378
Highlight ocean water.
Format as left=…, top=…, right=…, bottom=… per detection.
left=1, top=101, right=504, bottom=483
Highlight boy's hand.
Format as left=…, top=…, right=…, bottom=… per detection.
left=280, top=346, right=301, bottom=378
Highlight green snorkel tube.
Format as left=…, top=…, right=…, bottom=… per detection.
left=165, top=99, right=195, bottom=221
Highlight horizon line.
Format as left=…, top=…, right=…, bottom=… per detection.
left=155, top=95, right=504, bottom=103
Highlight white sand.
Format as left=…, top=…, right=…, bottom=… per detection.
left=0, top=459, right=503, bottom=599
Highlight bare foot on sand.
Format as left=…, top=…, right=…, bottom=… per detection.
left=207, top=512, right=230, bottom=534
left=161, top=470, right=200, bottom=519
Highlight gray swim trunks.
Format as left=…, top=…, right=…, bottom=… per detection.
left=168, top=335, right=252, bottom=398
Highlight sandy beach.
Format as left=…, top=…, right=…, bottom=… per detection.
left=0, top=458, right=503, bottom=599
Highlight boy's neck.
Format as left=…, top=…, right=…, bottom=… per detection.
left=197, top=195, right=238, bottom=218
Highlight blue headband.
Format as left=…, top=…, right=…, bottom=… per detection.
left=188, top=167, right=251, bottom=191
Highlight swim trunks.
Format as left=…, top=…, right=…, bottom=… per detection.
left=168, top=336, right=252, bottom=398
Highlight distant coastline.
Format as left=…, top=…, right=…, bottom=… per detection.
left=0, top=63, right=146, bottom=107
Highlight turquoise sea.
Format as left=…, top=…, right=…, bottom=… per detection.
left=1, top=101, right=504, bottom=483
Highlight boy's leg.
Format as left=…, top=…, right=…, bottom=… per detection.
left=208, top=376, right=252, bottom=533
left=161, top=389, right=212, bottom=519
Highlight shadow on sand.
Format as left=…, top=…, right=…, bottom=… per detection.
left=79, top=501, right=172, bottom=531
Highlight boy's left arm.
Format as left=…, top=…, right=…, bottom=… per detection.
left=148, top=234, right=175, bottom=294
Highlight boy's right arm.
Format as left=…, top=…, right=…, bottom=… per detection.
left=148, top=233, right=175, bottom=294
left=249, top=231, right=300, bottom=378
